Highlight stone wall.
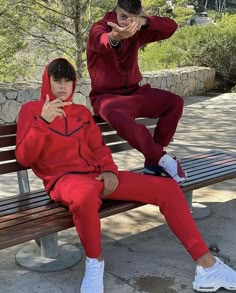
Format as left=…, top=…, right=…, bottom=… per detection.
left=0, top=66, right=215, bottom=124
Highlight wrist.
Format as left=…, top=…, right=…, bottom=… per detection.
left=109, top=32, right=120, bottom=42
left=108, top=33, right=120, bottom=48
left=141, top=16, right=150, bottom=27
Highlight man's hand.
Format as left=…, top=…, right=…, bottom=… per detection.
left=107, top=20, right=140, bottom=41
left=41, top=95, right=72, bottom=123
left=96, top=172, right=119, bottom=198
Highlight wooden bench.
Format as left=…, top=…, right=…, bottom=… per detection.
left=0, top=118, right=236, bottom=272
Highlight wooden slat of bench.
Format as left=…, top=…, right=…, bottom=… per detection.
left=0, top=198, right=144, bottom=250
left=0, top=189, right=47, bottom=205
left=0, top=192, right=50, bottom=211
left=0, top=216, right=74, bottom=250
left=0, top=149, right=16, bottom=162
left=0, top=210, right=72, bottom=233
left=182, top=168, right=236, bottom=189
left=182, top=152, right=234, bottom=166
left=0, top=161, right=27, bottom=175
left=0, top=135, right=16, bottom=148
left=0, top=124, right=16, bottom=136
left=185, top=159, right=236, bottom=177
left=0, top=199, right=53, bottom=217
left=0, top=203, right=64, bottom=224
left=183, top=154, right=236, bottom=172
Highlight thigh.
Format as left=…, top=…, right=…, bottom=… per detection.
left=106, top=171, right=180, bottom=204
left=94, top=94, right=139, bottom=119
left=50, top=173, right=104, bottom=207
left=135, top=85, right=183, bottom=118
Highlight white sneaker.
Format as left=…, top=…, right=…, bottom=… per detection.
left=193, top=257, right=236, bottom=292
left=81, top=257, right=104, bottom=293
left=158, top=154, right=187, bottom=184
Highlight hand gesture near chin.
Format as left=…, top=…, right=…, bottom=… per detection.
left=107, top=17, right=147, bottom=41
left=107, top=21, right=139, bottom=40
left=41, top=95, right=72, bottom=123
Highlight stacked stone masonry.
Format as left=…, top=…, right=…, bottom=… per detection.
left=0, top=66, right=215, bottom=124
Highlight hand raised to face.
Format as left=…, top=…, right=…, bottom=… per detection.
left=41, top=95, right=72, bottom=123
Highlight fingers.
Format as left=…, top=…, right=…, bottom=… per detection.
left=44, top=94, right=50, bottom=105
left=55, top=108, right=66, bottom=118
left=102, top=178, right=118, bottom=197
left=96, top=172, right=119, bottom=198
left=41, top=96, right=71, bottom=122
left=107, top=21, right=119, bottom=30
left=50, top=99, right=72, bottom=107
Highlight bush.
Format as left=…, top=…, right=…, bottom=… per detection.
left=139, top=14, right=236, bottom=85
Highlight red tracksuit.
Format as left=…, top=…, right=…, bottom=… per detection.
left=16, top=60, right=208, bottom=261
left=87, top=11, right=184, bottom=166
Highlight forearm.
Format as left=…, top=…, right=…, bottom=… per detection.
left=145, top=16, right=178, bottom=38
left=16, top=112, right=49, bottom=167
left=88, top=24, right=114, bottom=53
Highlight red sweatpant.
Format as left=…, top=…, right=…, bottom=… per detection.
left=50, top=171, right=209, bottom=261
left=92, top=84, right=184, bottom=166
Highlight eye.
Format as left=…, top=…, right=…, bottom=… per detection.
left=121, top=14, right=128, bottom=19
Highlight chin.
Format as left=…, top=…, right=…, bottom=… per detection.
left=58, top=96, right=68, bottom=101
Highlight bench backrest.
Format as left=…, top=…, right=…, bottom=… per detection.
left=0, top=117, right=157, bottom=175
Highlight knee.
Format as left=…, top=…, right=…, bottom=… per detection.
left=171, top=94, right=184, bottom=110
left=102, top=109, right=131, bottom=129
left=70, top=194, right=102, bottom=215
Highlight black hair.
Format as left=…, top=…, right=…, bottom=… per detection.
left=47, top=58, right=77, bottom=81
left=117, top=0, right=142, bottom=15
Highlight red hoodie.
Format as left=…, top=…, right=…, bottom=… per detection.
left=87, top=11, right=178, bottom=103
left=15, top=59, right=118, bottom=192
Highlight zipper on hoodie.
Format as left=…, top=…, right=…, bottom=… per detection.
left=77, top=139, right=96, bottom=171
left=117, top=55, right=129, bottom=92
left=64, top=117, right=96, bottom=171
left=65, top=116, right=68, bottom=135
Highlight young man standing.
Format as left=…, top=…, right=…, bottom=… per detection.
left=16, top=58, right=236, bottom=293
left=87, top=0, right=186, bottom=184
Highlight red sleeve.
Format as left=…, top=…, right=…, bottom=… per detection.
left=139, top=16, right=178, bottom=47
left=87, top=21, right=113, bottom=54
left=85, top=109, right=119, bottom=176
left=15, top=102, right=50, bottom=167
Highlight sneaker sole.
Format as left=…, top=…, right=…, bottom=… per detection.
left=193, top=282, right=236, bottom=292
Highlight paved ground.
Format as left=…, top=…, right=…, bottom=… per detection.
left=0, top=92, right=236, bottom=293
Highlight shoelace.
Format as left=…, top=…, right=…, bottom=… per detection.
left=217, top=262, right=236, bottom=282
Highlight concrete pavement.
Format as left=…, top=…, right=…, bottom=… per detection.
left=0, top=92, right=236, bottom=293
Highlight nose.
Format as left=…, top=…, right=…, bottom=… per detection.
left=59, top=81, right=66, bottom=89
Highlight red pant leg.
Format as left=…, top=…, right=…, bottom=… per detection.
left=107, top=171, right=209, bottom=261
left=135, top=85, right=184, bottom=149
left=93, top=85, right=183, bottom=166
left=50, top=173, right=104, bottom=258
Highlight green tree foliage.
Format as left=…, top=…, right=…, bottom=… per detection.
left=0, top=0, right=106, bottom=81
left=0, top=1, right=29, bottom=82
left=139, top=14, right=236, bottom=85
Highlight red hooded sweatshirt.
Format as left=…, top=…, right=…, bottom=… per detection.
left=87, top=11, right=178, bottom=103
left=15, top=59, right=118, bottom=192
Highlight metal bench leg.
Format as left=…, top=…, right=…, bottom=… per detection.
left=16, top=233, right=83, bottom=272
left=17, top=170, right=30, bottom=194
left=184, top=191, right=211, bottom=219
